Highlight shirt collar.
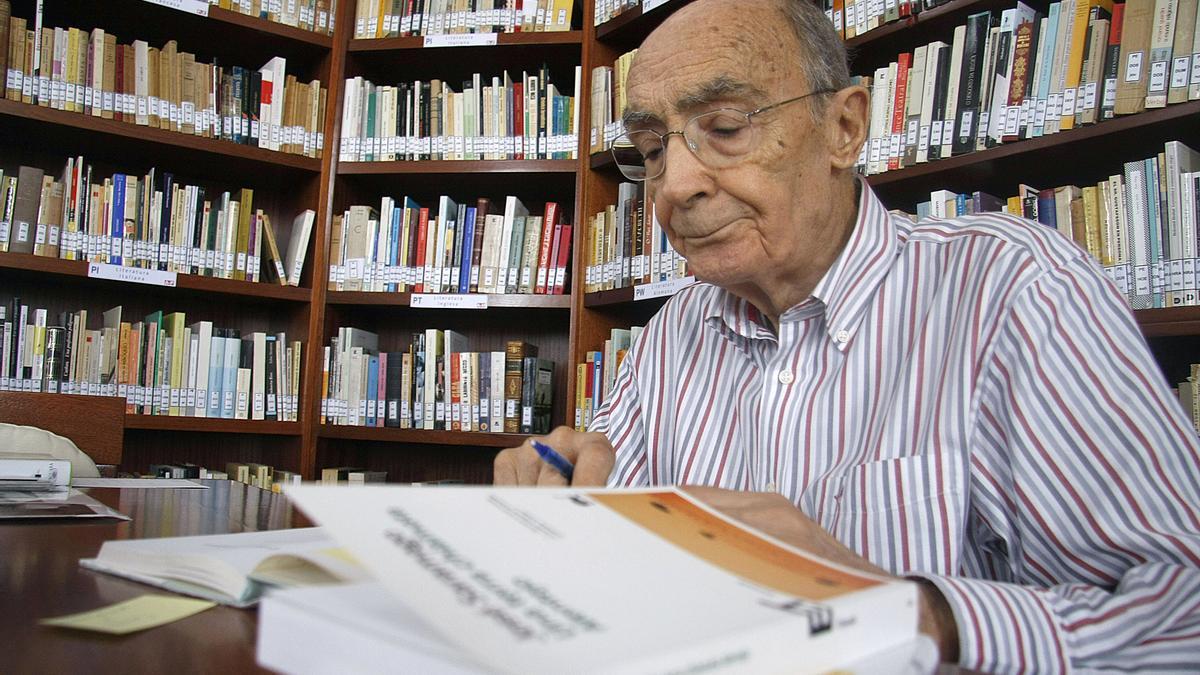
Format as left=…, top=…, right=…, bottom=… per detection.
left=703, top=181, right=900, bottom=351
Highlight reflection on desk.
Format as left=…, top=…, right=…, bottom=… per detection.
left=0, top=480, right=303, bottom=675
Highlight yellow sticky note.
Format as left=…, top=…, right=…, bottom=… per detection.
left=40, top=595, right=216, bottom=635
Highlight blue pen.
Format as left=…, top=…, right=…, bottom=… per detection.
left=531, top=440, right=575, bottom=482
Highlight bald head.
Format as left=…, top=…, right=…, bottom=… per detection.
left=632, top=0, right=849, bottom=118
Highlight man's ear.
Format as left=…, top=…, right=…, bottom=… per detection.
left=825, top=85, right=870, bottom=171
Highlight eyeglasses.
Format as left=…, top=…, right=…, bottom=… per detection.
left=610, top=89, right=837, bottom=182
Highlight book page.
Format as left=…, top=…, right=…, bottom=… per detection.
left=285, top=486, right=917, bottom=675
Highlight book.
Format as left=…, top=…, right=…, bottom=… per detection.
left=78, top=527, right=369, bottom=607
left=273, top=485, right=919, bottom=675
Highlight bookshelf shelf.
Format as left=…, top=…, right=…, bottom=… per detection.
left=327, top=291, right=572, bottom=308
left=0, top=253, right=311, bottom=303
left=1136, top=308, right=1200, bottom=338
left=125, top=416, right=303, bottom=435
left=319, top=425, right=527, bottom=448
left=207, top=6, right=335, bottom=49
left=865, top=100, right=1200, bottom=210
left=348, top=30, right=583, bottom=51
left=336, top=159, right=578, bottom=175
left=585, top=287, right=635, bottom=307
left=0, top=100, right=323, bottom=175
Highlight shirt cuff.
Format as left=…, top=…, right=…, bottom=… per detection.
left=907, top=572, right=1070, bottom=674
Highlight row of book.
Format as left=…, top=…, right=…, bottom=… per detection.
left=0, top=160, right=315, bottom=286
left=856, top=0, right=1200, bottom=176
left=210, top=0, right=339, bottom=35
left=351, top=0, right=575, bottom=37
left=912, top=140, right=1199, bottom=310
left=592, top=0, right=648, bottom=27
left=588, top=48, right=635, bottom=156
left=585, top=181, right=689, bottom=293
left=0, top=9, right=328, bottom=158
left=338, top=67, right=580, bottom=162
left=0, top=300, right=303, bottom=421
left=328, top=195, right=572, bottom=295
left=574, top=324, right=641, bottom=431
left=321, top=328, right=553, bottom=434
left=1174, top=363, right=1200, bottom=434
left=146, top=461, right=304, bottom=489
left=822, top=0, right=951, bottom=40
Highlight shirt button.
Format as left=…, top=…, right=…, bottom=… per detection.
left=835, top=329, right=850, bottom=344
left=777, top=369, right=794, bottom=385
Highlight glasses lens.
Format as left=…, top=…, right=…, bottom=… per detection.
left=611, top=130, right=664, bottom=181
left=687, top=110, right=755, bottom=163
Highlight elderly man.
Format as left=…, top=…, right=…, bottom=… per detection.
left=495, top=0, right=1200, bottom=671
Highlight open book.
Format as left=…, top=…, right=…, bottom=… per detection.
left=266, top=486, right=919, bottom=674
left=80, top=527, right=370, bottom=607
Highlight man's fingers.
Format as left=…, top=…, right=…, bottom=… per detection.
left=493, top=449, right=519, bottom=485
left=573, top=437, right=615, bottom=486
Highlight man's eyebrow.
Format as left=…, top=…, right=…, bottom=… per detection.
left=675, top=77, right=767, bottom=110
left=621, top=77, right=769, bottom=127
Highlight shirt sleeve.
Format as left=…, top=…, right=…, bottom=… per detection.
left=590, top=333, right=651, bottom=489
left=916, top=253, right=1200, bottom=673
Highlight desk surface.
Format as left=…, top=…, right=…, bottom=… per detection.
left=0, top=481, right=304, bottom=675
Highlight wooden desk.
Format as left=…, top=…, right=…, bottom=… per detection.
left=0, top=481, right=304, bottom=675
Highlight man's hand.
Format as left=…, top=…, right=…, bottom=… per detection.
left=684, top=486, right=959, bottom=662
left=493, top=426, right=616, bottom=486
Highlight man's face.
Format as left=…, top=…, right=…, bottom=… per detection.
left=624, top=1, right=841, bottom=294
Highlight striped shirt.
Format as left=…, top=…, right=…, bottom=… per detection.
left=592, top=183, right=1200, bottom=673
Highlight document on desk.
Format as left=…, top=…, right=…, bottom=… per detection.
left=40, top=594, right=216, bottom=635
left=0, top=489, right=130, bottom=520
left=280, top=486, right=919, bottom=675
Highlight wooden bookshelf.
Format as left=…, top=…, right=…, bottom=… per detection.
left=319, top=425, right=528, bottom=448
left=207, top=6, right=335, bottom=49
left=327, top=291, right=572, bottom=308
left=125, top=416, right=302, bottom=435
left=0, top=253, right=311, bottom=302
left=0, top=99, right=322, bottom=174
left=349, top=30, right=583, bottom=51
left=0, top=0, right=337, bottom=479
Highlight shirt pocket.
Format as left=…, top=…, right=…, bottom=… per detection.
left=821, top=452, right=966, bottom=575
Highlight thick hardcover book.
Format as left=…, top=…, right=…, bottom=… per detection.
left=953, top=11, right=994, bottom=155
left=1100, top=3, right=1127, bottom=119
left=8, top=166, right=44, bottom=254
left=1004, top=19, right=1041, bottom=141
left=503, top=340, right=536, bottom=433
left=271, top=486, right=920, bottom=675
left=1114, top=0, right=1156, bottom=114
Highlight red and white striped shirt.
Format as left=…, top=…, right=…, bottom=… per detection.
left=593, top=183, right=1200, bottom=673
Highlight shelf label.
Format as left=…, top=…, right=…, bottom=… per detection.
left=410, top=293, right=489, bottom=310
left=633, top=276, right=696, bottom=301
left=423, top=33, right=498, bottom=48
left=88, top=263, right=178, bottom=288
left=643, top=0, right=672, bottom=13
left=141, top=0, right=209, bottom=15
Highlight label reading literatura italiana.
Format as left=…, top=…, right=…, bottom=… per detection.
left=141, top=0, right=209, bottom=15
left=643, top=0, right=672, bottom=12
left=410, top=294, right=489, bottom=309
left=423, top=33, right=498, bottom=48
left=88, top=263, right=179, bottom=288
left=633, top=276, right=696, bottom=301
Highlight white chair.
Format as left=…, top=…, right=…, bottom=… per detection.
left=0, top=422, right=101, bottom=478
